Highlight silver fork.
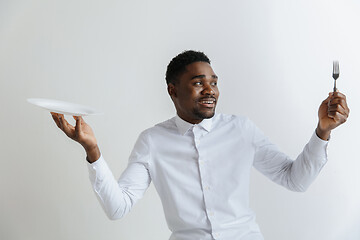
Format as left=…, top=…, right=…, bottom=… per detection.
left=333, top=61, right=339, bottom=92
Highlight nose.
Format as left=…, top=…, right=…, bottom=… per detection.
left=202, top=83, right=215, bottom=95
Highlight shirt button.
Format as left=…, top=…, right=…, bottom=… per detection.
left=204, top=186, right=210, bottom=190
left=208, top=211, right=214, bottom=216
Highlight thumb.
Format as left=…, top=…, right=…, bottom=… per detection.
left=323, top=93, right=332, bottom=104
left=74, top=116, right=82, bottom=135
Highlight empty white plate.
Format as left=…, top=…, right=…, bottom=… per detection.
left=27, top=98, right=103, bottom=116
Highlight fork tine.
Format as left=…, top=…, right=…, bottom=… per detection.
left=332, top=61, right=339, bottom=92
left=333, top=60, right=339, bottom=74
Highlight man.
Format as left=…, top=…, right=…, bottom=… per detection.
left=51, top=50, right=349, bottom=240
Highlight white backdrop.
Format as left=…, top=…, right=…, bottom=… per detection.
left=1, top=0, right=359, bottom=239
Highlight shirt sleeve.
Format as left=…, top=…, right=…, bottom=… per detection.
left=249, top=119, right=328, bottom=192
left=87, top=131, right=152, bottom=220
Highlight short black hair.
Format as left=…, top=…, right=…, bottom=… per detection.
left=166, top=50, right=211, bottom=85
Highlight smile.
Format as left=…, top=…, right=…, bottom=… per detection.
left=198, top=98, right=216, bottom=107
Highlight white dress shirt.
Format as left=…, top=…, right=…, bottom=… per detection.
left=87, top=113, right=328, bottom=240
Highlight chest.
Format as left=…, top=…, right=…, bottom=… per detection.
left=148, top=127, right=255, bottom=190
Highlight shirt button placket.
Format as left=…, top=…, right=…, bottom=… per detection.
left=194, top=127, right=217, bottom=234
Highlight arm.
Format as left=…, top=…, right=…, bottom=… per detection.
left=252, top=129, right=328, bottom=192
left=88, top=155, right=151, bottom=220
left=252, top=91, right=349, bottom=192
left=88, top=131, right=151, bottom=219
left=50, top=113, right=151, bottom=219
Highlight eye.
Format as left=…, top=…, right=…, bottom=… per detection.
left=211, top=81, right=217, bottom=86
left=194, top=81, right=202, bottom=86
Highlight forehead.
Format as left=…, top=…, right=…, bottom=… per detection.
left=183, top=61, right=215, bottom=77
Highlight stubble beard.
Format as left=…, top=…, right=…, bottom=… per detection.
left=193, top=107, right=216, bottom=120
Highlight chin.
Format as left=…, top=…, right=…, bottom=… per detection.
left=206, top=113, right=215, bottom=119
left=194, top=109, right=216, bottom=119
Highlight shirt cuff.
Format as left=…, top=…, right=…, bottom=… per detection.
left=87, top=154, right=109, bottom=184
left=307, top=131, right=329, bottom=158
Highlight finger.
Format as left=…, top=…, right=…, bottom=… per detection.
left=74, top=116, right=82, bottom=136
left=322, top=94, right=332, bottom=106
left=329, top=97, right=349, bottom=114
left=330, top=111, right=348, bottom=124
left=51, top=112, right=61, bottom=128
left=73, top=116, right=86, bottom=126
left=328, top=109, right=348, bottom=122
left=58, top=114, right=64, bottom=129
left=330, top=91, right=347, bottom=99
left=327, top=110, right=339, bottom=120
left=73, top=115, right=85, bottom=122
left=329, top=99, right=348, bottom=113
left=329, top=98, right=345, bottom=105
left=59, top=115, right=75, bottom=136
left=328, top=104, right=347, bottom=116
left=50, top=112, right=59, bottom=118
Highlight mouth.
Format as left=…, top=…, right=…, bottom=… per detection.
left=198, top=98, right=216, bottom=108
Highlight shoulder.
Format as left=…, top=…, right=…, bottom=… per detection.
left=154, top=117, right=177, bottom=129
left=139, top=117, right=177, bottom=138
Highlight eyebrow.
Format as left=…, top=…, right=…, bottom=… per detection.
left=190, top=74, right=218, bottom=80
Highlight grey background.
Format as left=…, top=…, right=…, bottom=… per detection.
left=1, top=0, right=359, bottom=239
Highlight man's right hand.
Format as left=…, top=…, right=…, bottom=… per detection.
left=51, top=112, right=100, bottom=163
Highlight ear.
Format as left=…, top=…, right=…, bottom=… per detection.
left=167, top=83, right=177, bottom=98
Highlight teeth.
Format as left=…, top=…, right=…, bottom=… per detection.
left=201, top=100, right=214, bottom=104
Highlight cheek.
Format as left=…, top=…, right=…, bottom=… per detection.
left=179, top=89, right=197, bottom=104
left=187, top=88, right=200, bottom=97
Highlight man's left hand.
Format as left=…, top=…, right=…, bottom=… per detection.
left=316, top=91, right=350, bottom=140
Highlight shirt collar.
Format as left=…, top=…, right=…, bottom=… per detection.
left=175, top=115, right=213, bottom=135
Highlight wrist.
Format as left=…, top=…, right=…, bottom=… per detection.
left=316, top=124, right=331, bottom=141
left=85, top=145, right=100, bottom=163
